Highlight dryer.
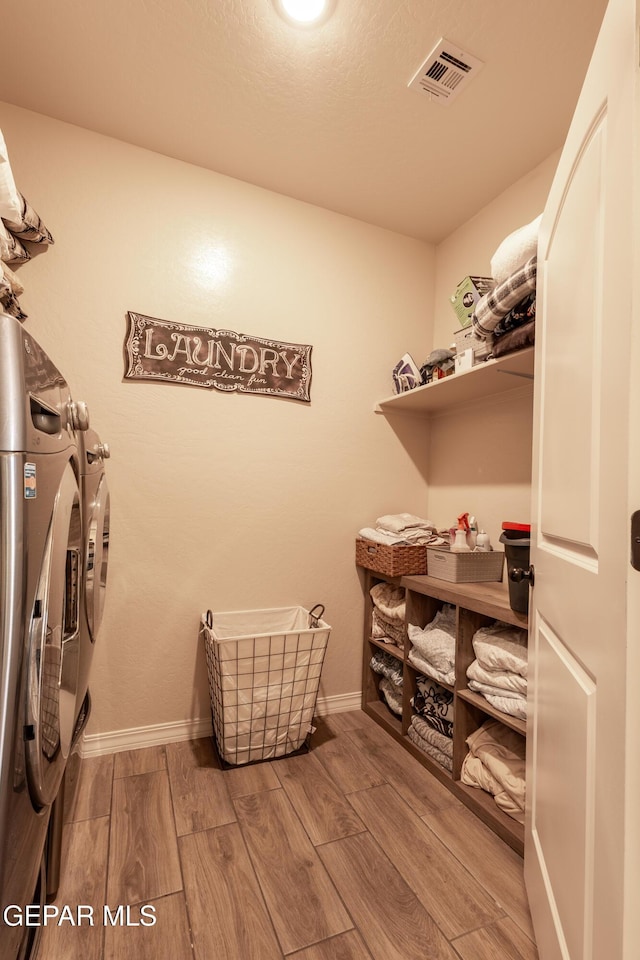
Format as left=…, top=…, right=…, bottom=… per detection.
left=46, top=425, right=110, bottom=901
left=0, top=312, right=89, bottom=960
left=76, top=426, right=110, bottom=721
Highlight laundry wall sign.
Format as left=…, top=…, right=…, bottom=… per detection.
left=124, top=313, right=312, bottom=402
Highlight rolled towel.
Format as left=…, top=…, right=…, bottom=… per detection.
left=490, top=214, right=542, bottom=285
left=0, top=130, right=22, bottom=222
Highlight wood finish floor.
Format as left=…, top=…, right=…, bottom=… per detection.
left=35, top=710, right=538, bottom=960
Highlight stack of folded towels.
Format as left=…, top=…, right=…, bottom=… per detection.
left=461, top=719, right=526, bottom=822
left=369, top=649, right=404, bottom=716
left=471, top=214, right=541, bottom=358
left=408, top=675, right=454, bottom=771
left=369, top=581, right=406, bottom=650
left=0, top=128, right=55, bottom=321
left=466, top=621, right=528, bottom=721
left=407, top=605, right=456, bottom=686
left=359, top=513, right=445, bottom=547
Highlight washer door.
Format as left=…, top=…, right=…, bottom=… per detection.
left=25, top=461, right=81, bottom=808
left=85, top=473, right=110, bottom=642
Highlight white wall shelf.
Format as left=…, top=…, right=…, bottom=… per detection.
left=375, top=346, right=535, bottom=416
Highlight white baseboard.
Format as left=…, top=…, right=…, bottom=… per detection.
left=80, top=690, right=362, bottom=758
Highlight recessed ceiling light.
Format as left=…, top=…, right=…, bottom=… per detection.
left=274, top=0, right=334, bottom=26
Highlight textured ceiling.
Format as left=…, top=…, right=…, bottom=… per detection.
left=0, top=0, right=608, bottom=242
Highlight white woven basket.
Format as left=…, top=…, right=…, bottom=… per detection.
left=201, top=605, right=330, bottom=766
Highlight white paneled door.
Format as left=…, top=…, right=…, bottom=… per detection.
left=526, top=0, right=640, bottom=957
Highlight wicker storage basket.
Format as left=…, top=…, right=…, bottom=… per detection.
left=201, top=605, right=330, bottom=766
left=426, top=546, right=504, bottom=583
left=355, top=537, right=427, bottom=577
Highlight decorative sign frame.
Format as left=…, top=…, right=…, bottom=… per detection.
left=124, top=312, right=312, bottom=402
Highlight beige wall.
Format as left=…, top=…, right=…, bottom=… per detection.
left=0, top=102, right=435, bottom=742
left=1, top=99, right=562, bottom=743
left=432, top=151, right=560, bottom=350
left=426, top=152, right=560, bottom=547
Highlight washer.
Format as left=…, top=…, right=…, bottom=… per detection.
left=0, top=312, right=87, bottom=960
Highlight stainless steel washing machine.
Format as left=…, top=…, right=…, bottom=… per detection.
left=0, top=312, right=89, bottom=959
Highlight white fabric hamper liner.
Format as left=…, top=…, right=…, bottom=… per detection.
left=200, top=605, right=330, bottom=766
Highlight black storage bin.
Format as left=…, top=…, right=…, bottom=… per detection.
left=499, top=530, right=531, bottom=615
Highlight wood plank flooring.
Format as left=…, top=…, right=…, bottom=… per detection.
left=35, top=710, right=538, bottom=960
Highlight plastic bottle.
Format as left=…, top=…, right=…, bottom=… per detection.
left=451, top=520, right=471, bottom=552
left=475, top=530, right=492, bottom=551
left=467, top=515, right=478, bottom=550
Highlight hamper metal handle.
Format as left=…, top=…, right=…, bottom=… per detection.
left=205, top=609, right=213, bottom=629
left=308, top=604, right=325, bottom=627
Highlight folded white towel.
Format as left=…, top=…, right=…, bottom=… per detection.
left=358, top=526, right=445, bottom=547
left=408, top=647, right=454, bottom=687
left=376, top=513, right=436, bottom=535
left=358, top=527, right=408, bottom=546
left=467, top=679, right=526, bottom=702
left=490, top=214, right=542, bottom=285
left=472, top=622, right=528, bottom=678
left=389, top=527, right=445, bottom=545
left=408, top=607, right=456, bottom=678
left=467, top=658, right=527, bottom=696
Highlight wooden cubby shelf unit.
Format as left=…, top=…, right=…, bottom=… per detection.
left=361, top=568, right=528, bottom=856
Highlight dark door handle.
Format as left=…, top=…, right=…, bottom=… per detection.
left=510, top=564, right=535, bottom=586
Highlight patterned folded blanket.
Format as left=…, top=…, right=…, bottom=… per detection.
left=0, top=220, right=29, bottom=263
left=472, top=256, right=537, bottom=339
left=2, top=192, right=55, bottom=245
left=411, top=714, right=453, bottom=757
left=371, top=609, right=404, bottom=648
left=379, top=676, right=403, bottom=716
left=408, top=718, right=453, bottom=772
left=0, top=261, right=26, bottom=320
left=411, top=676, right=454, bottom=738
left=492, top=318, right=536, bottom=357
left=370, top=650, right=403, bottom=687
left=492, top=293, right=536, bottom=339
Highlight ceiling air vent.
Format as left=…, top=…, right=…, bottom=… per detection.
left=408, top=38, right=484, bottom=106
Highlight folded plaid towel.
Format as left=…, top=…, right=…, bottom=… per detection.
left=472, top=256, right=537, bottom=339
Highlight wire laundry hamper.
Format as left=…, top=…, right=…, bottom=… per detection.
left=200, top=604, right=330, bottom=766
